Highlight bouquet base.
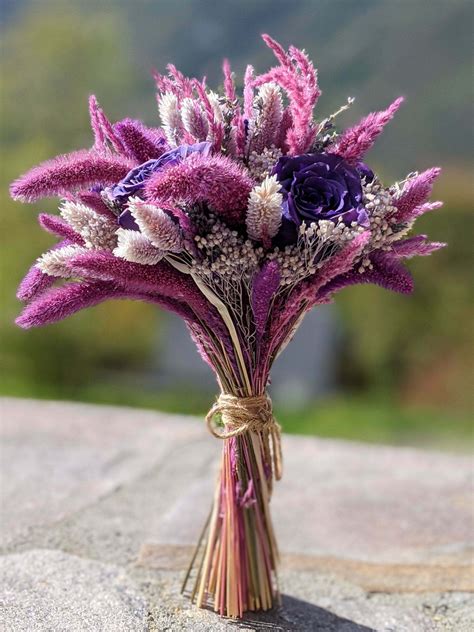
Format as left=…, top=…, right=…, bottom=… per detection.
left=182, top=395, right=282, bottom=618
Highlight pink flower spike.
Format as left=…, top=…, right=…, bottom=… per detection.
left=243, top=65, right=255, bottom=120
left=192, top=80, right=224, bottom=151
left=145, top=153, right=253, bottom=224
left=16, top=280, right=122, bottom=328
left=69, top=250, right=220, bottom=324
left=222, top=59, right=237, bottom=101
left=17, top=263, right=56, bottom=302
left=392, top=235, right=446, bottom=259
left=394, top=168, right=442, bottom=223
left=317, top=250, right=415, bottom=302
left=89, top=95, right=127, bottom=154
left=113, top=118, right=167, bottom=163
left=88, top=95, right=106, bottom=151
left=166, top=63, right=195, bottom=98
left=38, top=214, right=84, bottom=244
left=10, top=150, right=135, bottom=203
left=331, top=97, right=404, bottom=162
left=76, top=191, right=116, bottom=218
left=261, top=34, right=290, bottom=67
left=252, top=261, right=280, bottom=337
left=256, top=36, right=321, bottom=154
left=308, top=231, right=371, bottom=302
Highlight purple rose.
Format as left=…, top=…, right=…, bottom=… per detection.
left=273, top=152, right=372, bottom=229
left=101, top=141, right=212, bottom=229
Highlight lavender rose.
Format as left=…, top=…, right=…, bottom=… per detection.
left=102, top=141, right=212, bottom=229
left=273, top=152, right=372, bottom=230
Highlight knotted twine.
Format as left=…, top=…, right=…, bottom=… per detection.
left=206, top=393, right=283, bottom=480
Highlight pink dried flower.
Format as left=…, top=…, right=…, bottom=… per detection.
left=158, top=92, right=183, bottom=147
left=38, top=213, right=84, bottom=244
left=16, top=280, right=123, bottom=329
left=247, top=83, right=283, bottom=154
left=330, top=97, right=404, bottom=162
left=113, top=118, right=167, bottom=163
left=192, top=80, right=224, bottom=151
left=17, top=264, right=56, bottom=302
left=243, top=64, right=255, bottom=121
left=145, top=153, right=253, bottom=224
left=16, top=278, right=193, bottom=329
left=10, top=150, right=135, bottom=202
left=68, top=250, right=223, bottom=327
left=222, top=59, right=237, bottom=101
left=391, top=235, right=446, bottom=258
left=181, top=98, right=209, bottom=142
left=252, top=261, right=280, bottom=337
left=394, top=168, right=442, bottom=223
left=254, top=35, right=321, bottom=155
left=88, top=95, right=127, bottom=154
left=128, top=198, right=183, bottom=252
left=88, top=95, right=106, bottom=151
left=114, top=229, right=164, bottom=265
left=75, top=191, right=116, bottom=218
left=246, top=175, right=283, bottom=245
left=316, top=250, right=414, bottom=302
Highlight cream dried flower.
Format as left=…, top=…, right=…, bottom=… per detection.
left=128, top=197, right=183, bottom=252
left=246, top=175, right=283, bottom=244
left=60, top=201, right=117, bottom=250
left=113, top=228, right=164, bottom=265
left=37, top=244, right=87, bottom=277
left=158, top=92, right=182, bottom=147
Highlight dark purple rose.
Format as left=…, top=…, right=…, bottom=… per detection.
left=101, top=142, right=212, bottom=229
left=273, top=152, right=372, bottom=229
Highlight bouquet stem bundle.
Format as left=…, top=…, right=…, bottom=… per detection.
left=184, top=394, right=281, bottom=618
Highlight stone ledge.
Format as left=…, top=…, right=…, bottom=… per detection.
left=1, top=397, right=473, bottom=631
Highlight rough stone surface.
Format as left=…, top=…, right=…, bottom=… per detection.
left=0, top=549, right=148, bottom=632
left=1, top=397, right=473, bottom=631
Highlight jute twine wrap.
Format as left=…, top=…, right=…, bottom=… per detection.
left=206, top=393, right=283, bottom=480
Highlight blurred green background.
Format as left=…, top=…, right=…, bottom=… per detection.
left=1, top=0, right=472, bottom=450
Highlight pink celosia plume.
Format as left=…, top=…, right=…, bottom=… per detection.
left=144, top=153, right=253, bottom=223
left=391, top=235, right=446, bottom=258
left=75, top=191, right=116, bottom=218
left=17, top=262, right=56, bottom=302
left=192, top=80, right=224, bottom=151
left=88, top=95, right=106, bottom=151
left=254, top=35, right=321, bottom=155
left=394, top=168, right=442, bottom=223
left=88, top=95, right=127, bottom=154
left=38, top=213, right=84, bottom=244
left=330, top=97, right=404, bottom=162
left=113, top=118, right=167, bottom=163
left=10, top=150, right=135, bottom=202
left=68, top=250, right=225, bottom=329
left=16, top=280, right=124, bottom=328
left=243, top=65, right=255, bottom=121
left=317, top=250, right=414, bottom=302
left=251, top=261, right=280, bottom=337
left=222, top=59, right=237, bottom=101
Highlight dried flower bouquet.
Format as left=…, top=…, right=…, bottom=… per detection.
left=11, top=35, right=443, bottom=619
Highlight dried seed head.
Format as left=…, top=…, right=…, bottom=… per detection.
left=113, top=228, right=164, bottom=265
left=246, top=175, right=283, bottom=243
left=60, top=200, right=117, bottom=250
left=37, top=245, right=87, bottom=278
left=128, top=197, right=183, bottom=253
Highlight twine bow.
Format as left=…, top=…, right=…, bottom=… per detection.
left=206, top=393, right=283, bottom=480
